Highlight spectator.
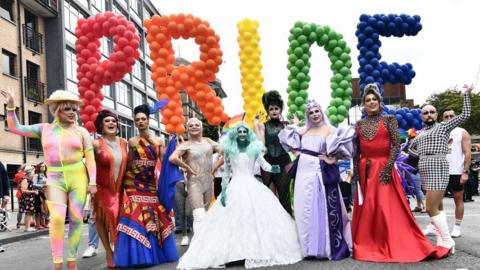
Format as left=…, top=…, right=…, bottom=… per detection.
left=14, top=164, right=26, bottom=229
left=19, top=167, right=39, bottom=232
left=33, top=162, right=48, bottom=229
left=212, top=153, right=224, bottom=198
left=174, top=172, right=193, bottom=246
left=82, top=194, right=99, bottom=258
left=0, top=161, right=10, bottom=253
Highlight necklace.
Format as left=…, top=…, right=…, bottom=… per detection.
left=359, top=114, right=381, bottom=140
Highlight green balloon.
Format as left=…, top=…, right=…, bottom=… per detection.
left=337, top=39, right=347, bottom=48
left=330, top=81, right=339, bottom=90
left=329, top=114, right=338, bottom=124
left=334, top=88, right=345, bottom=97
left=323, top=25, right=331, bottom=35
left=343, top=99, right=352, bottom=108
left=287, top=48, right=293, bottom=54
left=308, top=32, right=317, bottom=43
left=296, top=72, right=307, bottom=82
left=295, top=59, right=305, bottom=69
left=301, top=43, right=310, bottom=52
left=344, top=74, right=352, bottom=82
left=315, top=26, right=324, bottom=36
left=328, top=106, right=338, bottom=115
left=290, top=40, right=300, bottom=49
left=301, top=54, right=310, bottom=63
left=340, top=66, right=350, bottom=76
left=302, top=24, right=312, bottom=35
left=317, top=34, right=329, bottom=46
left=287, top=112, right=293, bottom=119
left=329, top=55, right=339, bottom=63
left=296, top=111, right=305, bottom=120
left=328, top=30, right=338, bottom=41
left=344, top=88, right=353, bottom=97
left=343, top=47, right=351, bottom=54
left=290, top=79, right=300, bottom=89
left=288, top=90, right=298, bottom=99
left=333, top=47, right=343, bottom=57
left=300, top=81, right=309, bottom=90
left=292, top=27, right=303, bottom=37
left=288, top=54, right=298, bottom=63
left=339, top=80, right=350, bottom=89
left=299, top=90, right=308, bottom=99
left=337, top=114, right=345, bottom=123
left=288, top=35, right=295, bottom=42
left=295, top=96, right=304, bottom=106
left=301, top=66, right=310, bottom=74
left=288, top=74, right=293, bottom=81
left=289, top=104, right=298, bottom=112
left=294, top=47, right=304, bottom=57
left=300, top=103, right=307, bottom=112
left=333, top=60, right=343, bottom=71
left=337, top=105, right=347, bottom=115
left=344, top=60, right=352, bottom=68
left=290, top=66, right=300, bottom=76
left=294, top=21, right=304, bottom=28
left=333, top=73, right=343, bottom=83
left=297, top=35, right=308, bottom=44
left=327, top=39, right=338, bottom=50
left=305, top=74, right=311, bottom=82
left=339, top=53, right=350, bottom=62
left=334, top=97, right=343, bottom=106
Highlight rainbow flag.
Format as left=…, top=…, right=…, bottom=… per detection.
left=221, top=112, right=245, bottom=135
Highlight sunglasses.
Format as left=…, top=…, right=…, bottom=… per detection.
left=422, top=110, right=436, bottom=115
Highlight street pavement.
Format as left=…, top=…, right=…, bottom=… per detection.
left=1, top=197, right=479, bottom=270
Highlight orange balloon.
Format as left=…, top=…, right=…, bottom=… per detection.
left=165, top=86, right=176, bottom=96
left=155, top=33, right=167, bottom=44
left=195, top=91, right=205, bottom=100
left=162, top=108, right=173, bottom=118
left=205, top=92, right=215, bottom=102
left=167, top=100, right=178, bottom=110
left=150, top=42, right=160, bottom=51
left=170, top=115, right=181, bottom=125
left=205, top=103, right=215, bottom=112
left=210, top=116, right=221, bottom=125
left=166, top=124, right=175, bottom=133
left=180, top=73, right=189, bottom=84
left=175, top=125, right=185, bottom=134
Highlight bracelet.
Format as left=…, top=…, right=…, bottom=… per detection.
left=6, top=106, right=16, bottom=111
left=88, top=183, right=97, bottom=186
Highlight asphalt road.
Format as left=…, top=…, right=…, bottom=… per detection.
left=1, top=197, right=479, bottom=270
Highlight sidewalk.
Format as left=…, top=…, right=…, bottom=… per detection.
left=0, top=211, right=49, bottom=245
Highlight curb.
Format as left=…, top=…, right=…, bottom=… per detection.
left=1, top=229, right=49, bottom=245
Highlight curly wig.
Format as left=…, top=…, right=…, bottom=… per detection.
left=94, top=109, right=119, bottom=134
left=220, top=124, right=264, bottom=159
left=133, top=104, right=150, bottom=119
left=262, top=90, right=284, bottom=111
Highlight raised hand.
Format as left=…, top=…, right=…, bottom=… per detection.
left=0, top=87, right=15, bottom=107
left=292, top=114, right=300, bottom=126
left=463, top=84, right=474, bottom=95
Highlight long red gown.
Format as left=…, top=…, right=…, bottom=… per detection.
left=94, top=137, right=128, bottom=245
left=352, top=120, right=448, bottom=262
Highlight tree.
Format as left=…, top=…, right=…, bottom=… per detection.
left=426, top=90, right=480, bottom=135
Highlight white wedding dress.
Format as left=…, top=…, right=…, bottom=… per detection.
left=177, top=152, right=303, bottom=269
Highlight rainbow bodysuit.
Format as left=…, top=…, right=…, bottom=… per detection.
left=7, top=109, right=96, bottom=263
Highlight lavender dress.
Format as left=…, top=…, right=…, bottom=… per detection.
left=279, top=126, right=354, bottom=260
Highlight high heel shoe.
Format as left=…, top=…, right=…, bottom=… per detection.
left=107, top=263, right=116, bottom=269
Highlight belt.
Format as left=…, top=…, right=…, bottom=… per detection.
left=420, top=154, right=446, bottom=159
left=48, top=161, right=85, bottom=172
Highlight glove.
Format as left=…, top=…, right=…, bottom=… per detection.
left=271, top=165, right=281, bottom=173
left=220, top=186, right=227, bottom=206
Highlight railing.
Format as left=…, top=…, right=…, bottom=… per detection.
left=23, top=24, right=43, bottom=54
left=24, top=77, right=45, bottom=104
left=37, top=0, right=58, bottom=12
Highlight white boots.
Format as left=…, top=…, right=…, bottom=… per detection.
left=431, top=211, right=455, bottom=253
left=192, top=208, right=206, bottom=234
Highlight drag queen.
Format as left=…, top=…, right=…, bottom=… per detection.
left=351, top=83, right=448, bottom=262
left=254, top=90, right=292, bottom=214
left=92, top=110, right=128, bottom=268
left=114, top=104, right=178, bottom=267
left=279, top=99, right=353, bottom=260
left=2, top=89, right=97, bottom=270
left=177, top=124, right=302, bottom=269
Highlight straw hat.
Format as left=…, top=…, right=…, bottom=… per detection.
left=45, top=90, right=83, bottom=105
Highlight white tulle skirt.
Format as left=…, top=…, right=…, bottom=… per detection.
left=177, top=172, right=303, bottom=269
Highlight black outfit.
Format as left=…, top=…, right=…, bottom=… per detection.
left=261, top=119, right=292, bottom=214
left=0, top=162, right=9, bottom=199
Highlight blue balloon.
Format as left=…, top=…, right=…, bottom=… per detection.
left=364, top=26, right=374, bottom=35
left=364, top=64, right=374, bottom=73
left=396, top=114, right=403, bottom=122
left=406, top=112, right=413, bottom=120
left=365, top=76, right=375, bottom=83
left=365, top=51, right=375, bottom=59
left=360, top=14, right=370, bottom=22
left=395, top=69, right=404, bottom=77
left=357, top=33, right=366, bottom=42
left=372, top=70, right=381, bottom=78
left=381, top=68, right=390, bottom=78
left=376, top=20, right=385, bottom=30
left=368, top=17, right=377, bottom=26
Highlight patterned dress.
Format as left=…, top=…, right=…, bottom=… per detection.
left=19, top=180, right=39, bottom=214
left=114, top=137, right=178, bottom=267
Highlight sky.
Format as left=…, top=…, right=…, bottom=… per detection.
left=153, top=0, right=480, bottom=118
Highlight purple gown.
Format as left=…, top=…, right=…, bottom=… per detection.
left=279, top=126, right=354, bottom=260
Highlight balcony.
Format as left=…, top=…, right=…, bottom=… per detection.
left=24, top=77, right=45, bottom=104
left=20, top=0, right=58, bottom=18
left=23, top=25, right=43, bottom=54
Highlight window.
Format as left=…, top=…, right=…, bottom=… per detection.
left=0, top=0, right=13, bottom=21
left=130, top=0, right=140, bottom=15
left=143, top=7, right=153, bottom=20
left=100, top=37, right=112, bottom=56
left=118, top=116, right=133, bottom=140
left=133, top=90, right=144, bottom=108
left=27, top=111, right=42, bottom=151
left=25, top=61, right=44, bottom=103
left=23, top=10, right=42, bottom=53
left=2, top=49, right=16, bottom=77
left=65, top=48, right=77, bottom=82
left=132, top=60, right=144, bottom=80
left=116, top=81, right=132, bottom=107
left=113, top=2, right=128, bottom=18
left=146, top=67, right=154, bottom=89
left=102, top=84, right=113, bottom=99
left=91, top=0, right=104, bottom=13
left=64, top=1, right=84, bottom=33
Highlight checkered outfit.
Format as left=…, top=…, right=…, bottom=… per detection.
left=409, top=93, right=471, bottom=190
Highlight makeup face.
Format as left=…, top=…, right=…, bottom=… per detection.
left=102, top=116, right=118, bottom=135
left=58, top=105, right=78, bottom=124
left=134, top=112, right=149, bottom=131
left=363, top=93, right=380, bottom=115
left=421, top=105, right=437, bottom=125
left=237, top=126, right=248, bottom=142
left=442, top=110, right=455, bottom=122
left=187, top=120, right=202, bottom=136
left=308, top=106, right=323, bottom=125
left=268, top=105, right=282, bottom=120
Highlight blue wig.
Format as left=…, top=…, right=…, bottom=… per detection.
left=220, top=124, right=264, bottom=158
